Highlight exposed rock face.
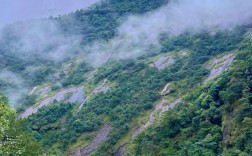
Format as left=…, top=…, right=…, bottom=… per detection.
left=63, top=63, right=73, bottom=74
left=127, top=99, right=181, bottom=155
left=204, top=53, right=235, bottom=83
left=71, top=147, right=81, bottom=156
left=29, top=86, right=51, bottom=98
left=161, top=83, right=171, bottom=96
left=248, top=32, right=252, bottom=39
left=153, top=56, right=175, bottom=70
left=78, top=80, right=110, bottom=111
left=131, top=126, right=142, bottom=140
left=180, top=51, right=188, bottom=57
left=68, top=87, right=85, bottom=103
left=20, top=86, right=85, bottom=118
left=70, top=124, right=112, bottom=156
left=37, top=87, right=51, bottom=98
left=29, top=87, right=37, bottom=95
left=92, top=52, right=112, bottom=67
left=160, top=98, right=181, bottom=114
left=86, top=70, right=97, bottom=81
left=81, top=124, right=111, bottom=156
left=91, top=80, right=110, bottom=95
left=77, top=102, right=86, bottom=111
left=131, top=98, right=181, bottom=140
left=114, top=144, right=126, bottom=156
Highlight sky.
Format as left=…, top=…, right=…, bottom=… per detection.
left=0, top=0, right=99, bottom=27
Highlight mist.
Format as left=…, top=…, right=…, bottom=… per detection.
left=85, top=0, right=252, bottom=66
left=0, top=19, right=82, bottom=62
left=0, top=18, right=85, bottom=106
left=1, top=0, right=252, bottom=106
left=0, top=70, right=27, bottom=106
left=3, top=0, right=249, bottom=73
left=0, top=0, right=99, bottom=27
left=0, top=0, right=99, bottom=106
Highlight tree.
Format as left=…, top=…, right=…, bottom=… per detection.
left=0, top=95, right=42, bottom=155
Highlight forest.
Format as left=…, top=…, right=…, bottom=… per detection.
left=0, top=0, right=252, bottom=156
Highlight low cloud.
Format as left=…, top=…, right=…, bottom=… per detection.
left=1, top=19, right=82, bottom=63
left=0, top=18, right=83, bottom=106
left=1, top=0, right=252, bottom=105
left=0, top=0, right=99, bottom=27
left=0, top=70, right=27, bottom=106
left=3, top=0, right=251, bottom=67
left=85, top=0, right=252, bottom=66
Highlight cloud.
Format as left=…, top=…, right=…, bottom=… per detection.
left=0, top=0, right=99, bottom=27
left=0, top=0, right=99, bottom=106
left=3, top=0, right=251, bottom=67
left=1, top=0, right=252, bottom=105
left=84, top=0, right=252, bottom=66
left=0, top=19, right=82, bottom=63
left=0, top=70, right=27, bottom=106
left=0, top=18, right=84, bottom=105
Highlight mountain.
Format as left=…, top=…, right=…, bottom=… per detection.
left=0, top=0, right=252, bottom=156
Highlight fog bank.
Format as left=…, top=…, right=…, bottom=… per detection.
left=0, top=0, right=99, bottom=27
left=85, top=0, right=252, bottom=66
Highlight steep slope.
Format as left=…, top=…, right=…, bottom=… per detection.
left=1, top=0, right=252, bottom=156
left=126, top=44, right=252, bottom=156
left=0, top=0, right=169, bottom=107
left=19, top=27, right=246, bottom=155
left=0, top=95, right=42, bottom=155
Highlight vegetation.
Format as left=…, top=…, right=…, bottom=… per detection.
left=0, top=0, right=251, bottom=155
left=127, top=41, right=252, bottom=156
left=0, top=95, right=42, bottom=156
left=20, top=27, right=247, bottom=155
left=58, top=0, right=169, bottom=43
left=61, top=62, right=92, bottom=87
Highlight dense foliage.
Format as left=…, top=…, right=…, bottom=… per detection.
left=22, top=27, right=247, bottom=155
left=0, top=0, right=251, bottom=155
left=0, top=95, right=42, bottom=155
left=22, top=102, right=73, bottom=149
left=128, top=42, right=252, bottom=155
left=0, top=0, right=170, bottom=107
left=58, top=0, right=169, bottom=43
left=61, top=62, right=92, bottom=87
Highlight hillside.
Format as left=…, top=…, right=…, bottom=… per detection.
left=0, top=0, right=252, bottom=156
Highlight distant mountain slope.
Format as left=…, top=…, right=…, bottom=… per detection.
left=21, top=27, right=249, bottom=155
left=0, top=0, right=252, bottom=156
left=0, top=0, right=169, bottom=106
left=127, top=48, right=252, bottom=156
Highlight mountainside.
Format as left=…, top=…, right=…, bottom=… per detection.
left=0, top=0, right=252, bottom=156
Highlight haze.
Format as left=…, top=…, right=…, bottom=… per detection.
left=0, top=0, right=99, bottom=27
left=86, top=0, right=252, bottom=66
left=1, top=0, right=252, bottom=105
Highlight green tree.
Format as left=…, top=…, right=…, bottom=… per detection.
left=0, top=95, right=42, bottom=156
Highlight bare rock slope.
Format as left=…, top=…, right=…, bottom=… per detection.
left=153, top=56, right=175, bottom=70
left=20, top=86, right=85, bottom=118
left=132, top=98, right=181, bottom=139
left=204, top=53, right=235, bottom=83
left=70, top=124, right=112, bottom=156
